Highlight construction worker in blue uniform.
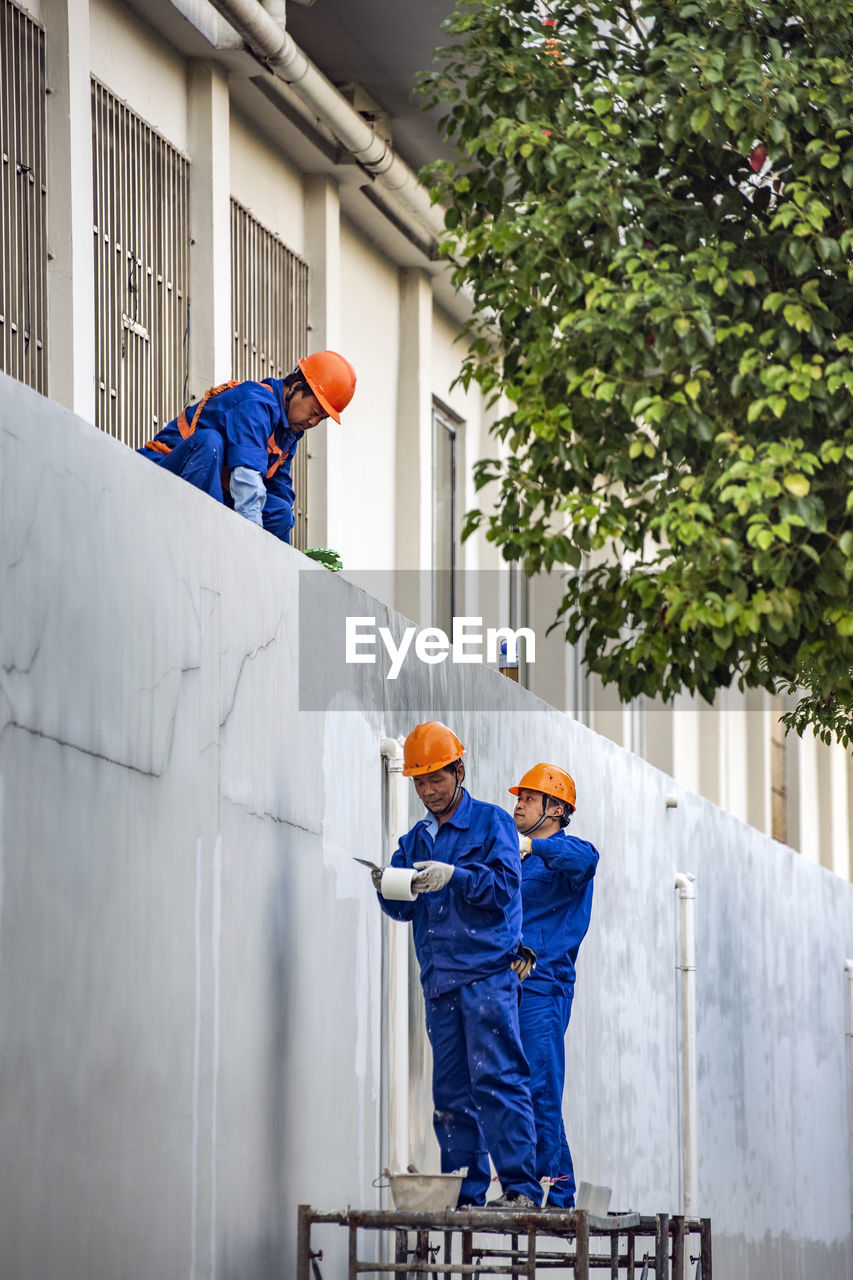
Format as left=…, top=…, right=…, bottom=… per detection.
left=137, top=350, right=356, bottom=542
left=374, top=722, right=542, bottom=1210
left=509, top=764, right=599, bottom=1209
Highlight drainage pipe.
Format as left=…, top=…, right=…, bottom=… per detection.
left=200, top=0, right=445, bottom=240
left=380, top=737, right=410, bottom=1178
left=840, top=962, right=845, bottom=1228
left=675, top=872, right=698, bottom=1216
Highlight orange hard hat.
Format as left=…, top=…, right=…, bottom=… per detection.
left=509, top=763, right=576, bottom=810
left=403, top=721, right=465, bottom=777
left=298, top=350, right=356, bottom=424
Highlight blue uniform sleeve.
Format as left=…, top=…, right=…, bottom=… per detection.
left=529, top=832, right=599, bottom=891
left=375, top=831, right=418, bottom=922
left=449, top=805, right=521, bottom=909
left=202, top=384, right=276, bottom=474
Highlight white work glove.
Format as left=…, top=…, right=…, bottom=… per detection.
left=519, top=834, right=533, bottom=858
left=412, top=861, right=455, bottom=893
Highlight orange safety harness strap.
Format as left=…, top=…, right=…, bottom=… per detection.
left=144, top=378, right=294, bottom=484
left=177, top=380, right=242, bottom=440
left=265, top=433, right=291, bottom=479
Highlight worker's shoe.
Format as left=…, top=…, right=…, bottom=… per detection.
left=489, top=1192, right=540, bottom=1210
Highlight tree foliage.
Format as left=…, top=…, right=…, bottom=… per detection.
left=420, top=0, right=853, bottom=746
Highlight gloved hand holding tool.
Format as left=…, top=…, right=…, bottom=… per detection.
left=353, top=856, right=394, bottom=893
left=411, top=860, right=455, bottom=893
left=518, top=834, right=533, bottom=858
left=354, top=856, right=420, bottom=900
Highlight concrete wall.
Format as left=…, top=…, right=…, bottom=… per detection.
left=2, top=377, right=853, bottom=1277
left=12, top=0, right=849, bottom=872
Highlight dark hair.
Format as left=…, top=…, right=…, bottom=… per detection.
left=541, top=793, right=572, bottom=828
left=283, top=369, right=310, bottom=394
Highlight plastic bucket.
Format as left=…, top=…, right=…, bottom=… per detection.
left=387, top=1172, right=464, bottom=1212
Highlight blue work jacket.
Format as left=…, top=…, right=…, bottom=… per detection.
left=141, top=378, right=301, bottom=524
left=378, top=790, right=523, bottom=999
left=520, top=829, right=598, bottom=996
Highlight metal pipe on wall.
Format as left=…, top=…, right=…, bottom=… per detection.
left=380, top=737, right=410, bottom=1177
left=840, top=962, right=845, bottom=1228
left=197, top=0, right=445, bottom=241
left=675, top=871, right=699, bottom=1216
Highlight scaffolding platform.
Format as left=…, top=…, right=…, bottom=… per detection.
left=296, top=1204, right=712, bottom=1279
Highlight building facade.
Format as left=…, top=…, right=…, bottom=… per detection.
left=1, top=0, right=850, bottom=880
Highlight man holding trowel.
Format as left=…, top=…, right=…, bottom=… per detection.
left=510, top=764, right=598, bottom=1209
left=371, top=720, right=542, bottom=1210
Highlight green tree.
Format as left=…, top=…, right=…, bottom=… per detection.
left=421, top=0, right=853, bottom=745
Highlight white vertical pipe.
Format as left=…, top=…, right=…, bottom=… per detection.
left=381, top=737, right=409, bottom=1174
left=840, top=962, right=845, bottom=1228
left=675, top=872, right=699, bottom=1216
left=258, top=0, right=286, bottom=24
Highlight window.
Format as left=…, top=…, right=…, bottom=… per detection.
left=432, top=399, right=461, bottom=632
left=0, top=0, right=47, bottom=392
left=230, top=199, right=309, bottom=548
left=91, top=80, right=190, bottom=449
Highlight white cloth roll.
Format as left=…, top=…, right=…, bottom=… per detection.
left=380, top=866, right=418, bottom=901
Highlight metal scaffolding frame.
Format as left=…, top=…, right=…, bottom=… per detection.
left=296, top=1205, right=712, bottom=1280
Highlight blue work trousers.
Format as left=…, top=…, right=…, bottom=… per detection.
left=424, top=969, right=541, bottom=1206
left=518, top=988, right=576, bottom=1207
left=147, top=431, right=224, bottom=501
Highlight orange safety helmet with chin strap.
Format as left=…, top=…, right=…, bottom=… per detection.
left=403, top=722, right=465, bottom=777
left=298, top=350, right=357, bottom=424
left=510, top=763, right=576, bottom=833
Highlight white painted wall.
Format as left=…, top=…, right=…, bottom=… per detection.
left=229, top=110, right=305, bottom=255
left=20, top=0, right=846, bottom=875
left=332, top=220, right=401, bottom=569
left=2, top=375, right=853, bottom=1278
left=89, top=0, right=188, bottom=153
left=14, top=0, right=42, bottom=20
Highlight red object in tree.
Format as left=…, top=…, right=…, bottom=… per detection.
left=750, top=144, right=768, bottom=172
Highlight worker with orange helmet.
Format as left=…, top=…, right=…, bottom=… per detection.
left=373, top=721, right=541, bottom=1210
left=509, top=763, right=599, bottom=1209
left=137, top=350, right=356, bottom=542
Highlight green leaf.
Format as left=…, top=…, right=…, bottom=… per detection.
left=783, top=474, right=810, bottom=497
left=690, top=106, right=710, bottom=133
